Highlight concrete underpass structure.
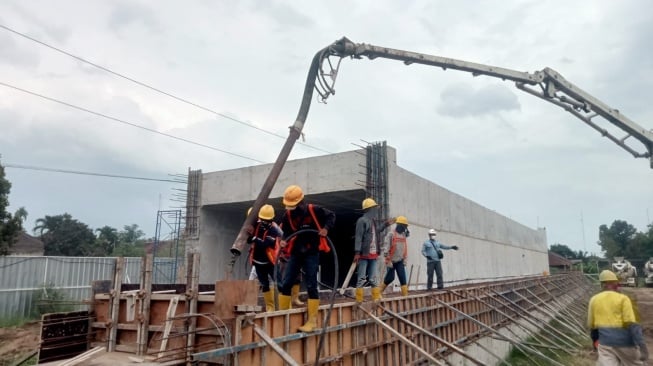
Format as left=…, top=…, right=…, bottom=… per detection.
left=187, top=144, right=548, bottom=285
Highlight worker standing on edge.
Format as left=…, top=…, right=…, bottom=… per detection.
left=246, top=205, right=282, bottom=312
left=588, top=270, right=648, bottom=365
left=380, top=215, right=410, bottom=296
left=277, top=185, right=335, bottom=332
left=421, top=229, right=458, bottom=290
left=354, top=198, right=394, bottom=303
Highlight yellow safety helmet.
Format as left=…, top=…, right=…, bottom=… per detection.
left=258, top=204, right=275, bottom=220
left=395, top=216, right=408, bottom=225
left=362, top=198, right=378, bottom=210
left=599, top=270, right=618, bottom=282
left=283, top=185, right=304, bottom=207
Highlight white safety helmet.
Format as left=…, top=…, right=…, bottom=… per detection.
left=428, top=229, right=437, bottom=236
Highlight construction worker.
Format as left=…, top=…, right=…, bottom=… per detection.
left=588, top=270, right=648, bottom=365
left=246, top=204, right=282, bottom=312
left=381, top=215, right=409, bottom=296
left=353, top=198, right=394, bottom=302
left=277, top=185, right=335, bottom=332
left=421, top=229, right=458, bottom=290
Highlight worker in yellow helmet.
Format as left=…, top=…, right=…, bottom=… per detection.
left=588, top=270, right=648, bottom=364
left=353, top=198, right=394, bottom=303
left=380, top=215, right=410, bottom=296
left=246, top=204, right=282, bottom=312
left=277, top=185, right=335, bottom=333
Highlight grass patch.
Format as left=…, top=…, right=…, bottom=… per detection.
left=504, top=311, right=595, bottom=365
left=0, top=316, right=34, bottom=328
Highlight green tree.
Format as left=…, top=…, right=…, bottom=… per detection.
left=95, top=226, right=119, bottom=256
left=111, top=224, right=146, bottom=257
left=598, top=220, right=638, bottom=259
left=34, top=214, right=96, bottom=256
left=549, top=243, right=576, bottom=259
left=0, top=160, right=27, bottom=255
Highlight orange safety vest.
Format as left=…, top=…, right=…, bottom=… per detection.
left=387, top=232, right=407, bottom=262
left=283, top=204, right=330, bottom=254
left=249, top=222, right=279, bottom=265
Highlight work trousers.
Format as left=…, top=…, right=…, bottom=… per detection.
left=597, top=344, right=644, bottom=366
left=280, top=251, right=319, bottom=299
left=383, top=261, right=407, bottom=286
left=426, top=260, right=443, bottom=290
left=254, top=262, right=275, bottom=292
left=276, top=259, right=301, bottom=287
left=356, top=258, right=378, bottom=288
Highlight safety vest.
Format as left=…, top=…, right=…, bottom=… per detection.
left=387, top=232, right=407, bottom=261
left=282, top=204, right=330, bottom=254
left=248, top=222, right=279, bottom=264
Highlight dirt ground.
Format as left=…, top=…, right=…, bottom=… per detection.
left=2, top=288, right=653, bottom=365
left=623, top=287, right=653, bottom=364
left=0, top=321, right=40, bottom=365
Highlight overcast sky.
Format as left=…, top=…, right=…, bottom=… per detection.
left=1, top=1, right=651, bottom=256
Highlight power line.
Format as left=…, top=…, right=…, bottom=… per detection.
left=0, top=23, right=332, bottom=154
left=4, top=163, right=185, bottom=183
left=0, top=81, right=266, bottom=164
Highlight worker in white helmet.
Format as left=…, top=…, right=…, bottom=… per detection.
left=421, top=229, right=458, bottom=290
left=588, top=270, right=648, bottom=364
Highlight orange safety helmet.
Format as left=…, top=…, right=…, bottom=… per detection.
left=283, top=185, right=304, bottom=207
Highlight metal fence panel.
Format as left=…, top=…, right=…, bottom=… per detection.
left=0, top=256, right=179, bottom=320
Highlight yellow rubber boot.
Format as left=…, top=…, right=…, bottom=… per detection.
left=278, top=294, right=291, bottom=310
left=263, top=289, right=275, bottom=312
left=297, top=299, right=320, bottom=332
left=355, top=288, right=364, bottom=303
left=291, top=284, right=304, bottom=306
left=401, top=285, right=408, bottom=296
left=372, top=287, right=382, bottom=301
left=379, top=283, right=387, bottom=294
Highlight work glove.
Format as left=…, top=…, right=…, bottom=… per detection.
left=452, top=245, right=459, bottom=250
left=590, top=329, right=599, bottom=351
left=640, top=344, right=649, bottom=362
left=318, top=228, right=328, bottom=237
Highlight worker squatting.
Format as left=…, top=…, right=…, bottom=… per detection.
left=245, top=184, right=459, bottom=333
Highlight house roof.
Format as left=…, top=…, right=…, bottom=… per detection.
left=548, top=251, right=573, bottom=267
left=9, top=232, right=44, bottom=255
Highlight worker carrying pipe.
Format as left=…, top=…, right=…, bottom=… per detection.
left=588, top=269, right=648, bottom=364
left=277, top=185, right=335, bottom=332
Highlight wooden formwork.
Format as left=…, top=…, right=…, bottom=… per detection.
left=191, top=272, right=589, bottom=365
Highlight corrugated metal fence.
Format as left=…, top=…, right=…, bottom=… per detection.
left=0, top=256, right=179, bottom=320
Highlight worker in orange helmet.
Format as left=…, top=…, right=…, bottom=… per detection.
left=277, top=185, right=335, bottom=333
left=588, top=269, right=648, bottom=364
left=246, top=204, right=282, bottom=312
left=380, top=215, right=410, bottom=296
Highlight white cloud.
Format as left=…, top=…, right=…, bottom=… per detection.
left=0, top=0, right=650, bottom=254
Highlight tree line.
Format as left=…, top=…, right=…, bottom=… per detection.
left=1, top=159, right=149, bottom=256
left=549, top=220, right=653, bottom=261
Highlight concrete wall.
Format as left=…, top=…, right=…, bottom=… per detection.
left=386, top=160, right=548, bottom=286
left=195, top=146, right=547, bottom=284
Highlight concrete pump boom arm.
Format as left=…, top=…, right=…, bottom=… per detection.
left=331, top=37, right=653, bottom=165
left=228, top=37, right=653, bottom=262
